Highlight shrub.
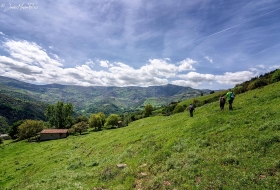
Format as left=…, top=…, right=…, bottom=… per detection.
left=70, top=121, right=88, bottom=135
left=18, top=120, right=45, bottom=140
left=9, top=120, right=24, bottom=139
left=74, top=115, right=89, bottom=124
left=173, top=104, right=185, bottom=114
left=89, top=114, right=103, bottom=130
left=143, top=104, right=153, bottom=117
left=105, top=114, right=121, bottom=128
left=270, top=69, right=280, bottom=83
left=247, top=78, right=268, bottom=90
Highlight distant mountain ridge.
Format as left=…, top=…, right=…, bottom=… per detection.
left=0, top=76, right=211, bottom=121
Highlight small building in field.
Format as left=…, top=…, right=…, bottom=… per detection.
left=39, top=129, right=69, bottom=141
left=118, top=121, right=123, bottom=127
left=0, top=134, right=11, bottom=140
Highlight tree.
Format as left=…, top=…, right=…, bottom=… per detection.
left=74, top=115, right=88, bottom=125
left=143, top=104, right=153, bottom=117
left=97, top=112, right=106, bottom=127
left=89, top=114, right=102, bottom=131
left=9, top=120, right=24, bottom=139
left=89, top=112, right=106, bottom=131
left=45, top=101, right=73, bottom=129
left=0, top=116, right=9, bottom=134
left=70, top=121, right=88, bottom=135
left=105, top=114, right=120, bottom=128
left=18, top=120, right=44, bottom=140
left=271, top=69, right=280, bottom=83
left=173, top=104, right=185, bottom=114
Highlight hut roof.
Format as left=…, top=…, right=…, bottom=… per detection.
left=40, top=129, right=68, bottom=134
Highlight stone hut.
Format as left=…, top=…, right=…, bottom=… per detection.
left=0, top=134, right=11, bottom=140
left=39, top=129, right=68, bottom=141
left=118, top=121, right=123, bottom=127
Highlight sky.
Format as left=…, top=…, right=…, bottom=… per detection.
left=0, top=0, right=280, bottom=90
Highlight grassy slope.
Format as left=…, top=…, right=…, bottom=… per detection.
left=1, top=82, right=280, bottom=189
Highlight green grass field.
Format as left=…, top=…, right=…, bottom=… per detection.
left=1, top=82, right=280, bottom=189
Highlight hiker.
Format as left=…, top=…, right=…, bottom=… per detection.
left=188, top=103, right=195, bottom=117
left=226, top=89, right=234, bottom=110
left=219, top=94, right=226, bottom=110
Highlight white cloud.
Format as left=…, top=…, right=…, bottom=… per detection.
left=175, top=70, right=258, bottom=87
left=0, top=32, right=4, bottom=35
left=140, top=58, right=177, bottom=78
left=177, top=72, right=215, bottom=87
left=257, top=64, right=265, bottom=69
left=4, top=40, right=63, bottom=67
left=0, top=39, right=267, bottom=88
left=85, top=59, right=94, bottom=65
left=215, top=71, right=257, bottom=85
left=204, top=56, right=213, bottom=63
left=99, top=60, right=109, bottom=67
left=268, top=65, right=280, bottom=70
left=171, top=80, right=198, bottom=88
left=177, top=58, right=196, bottom=71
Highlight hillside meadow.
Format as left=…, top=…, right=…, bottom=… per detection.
left=1, top=82, right=280, bottom=189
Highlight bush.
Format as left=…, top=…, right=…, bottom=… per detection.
left=9, top=120, right=24, bottom=139
left=247, top=78, right=268, bottom=90
left=0, top=116, right=9, bottom=134
left=271, top=69, right=280, bottom=83
left=173, top=104, right=185, bottom=114
left=70, top=121, right=88, bottom=135
left=105, top=114, right=121, bottom=128
left=143, top=104, right=153, bottom=117
left=18, top=120, right=45, bottom=140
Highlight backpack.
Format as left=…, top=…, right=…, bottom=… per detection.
left=230, top=93, right=235, bottom=100
left=220, top=97, right=225, bottom=103
left=189, top=105, right=194, bottom=111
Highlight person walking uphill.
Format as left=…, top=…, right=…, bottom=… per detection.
left=226, top=89, right=235, bottom=110
left=189, top=103, right=195, bottom=117
left=219, top=95, right=226, bottom=110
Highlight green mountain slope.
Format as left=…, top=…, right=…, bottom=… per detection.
left=1, top=82, right=280, bottom=189
left=0, top=76, right=211, bottom=115
left=0, top=93, right=47, bottom=133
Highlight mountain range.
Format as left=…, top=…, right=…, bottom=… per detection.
left=0, top=76, right=212, bottom=132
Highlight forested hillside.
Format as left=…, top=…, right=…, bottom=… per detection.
left=0, top=93, right=47, bottom=133
left=0, top=76, right=211, bottom=116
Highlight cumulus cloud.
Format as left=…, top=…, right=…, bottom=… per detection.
left=175, top=71, right=258, bottom=87
left=0, top=39, right=266, bottom=88
left=177, top=58, right=197, bottom=71
left=215, top=71, right=257, bottom=85
left=179, top=72, right=215, bottom=82
left=99, top=60, right=109, bottom=67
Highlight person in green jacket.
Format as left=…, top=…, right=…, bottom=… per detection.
left=226, top=89, right=234, bottom=110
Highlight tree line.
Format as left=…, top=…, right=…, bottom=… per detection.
left=6, top=101, right=154, bottom=141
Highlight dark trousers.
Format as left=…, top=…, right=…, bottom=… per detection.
left=228, top=100, right=233, bottom=110
left=220, top=103, right=225, bottom=110
left=190, top=110, right=194, bottom=117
